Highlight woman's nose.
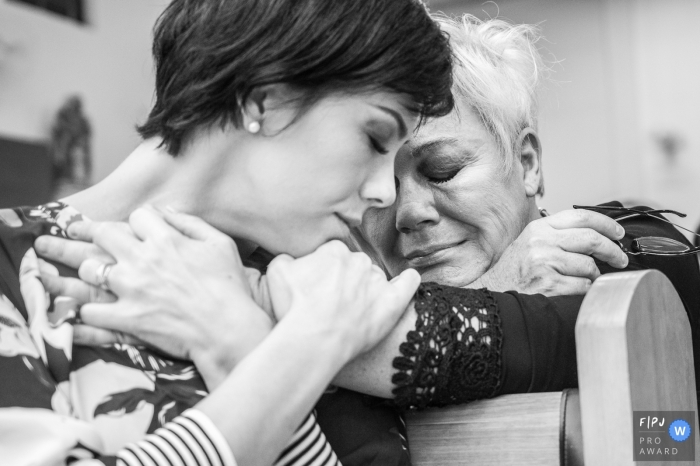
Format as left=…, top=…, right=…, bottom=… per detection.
left=361, top=161, right=397, bottom=209
left=395, top=180, right=439, bottom=233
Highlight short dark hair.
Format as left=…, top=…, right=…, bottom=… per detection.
left=137, top=0, right=454, bottom=155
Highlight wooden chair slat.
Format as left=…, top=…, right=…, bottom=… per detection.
left=407, top=392, right=561, bottom=465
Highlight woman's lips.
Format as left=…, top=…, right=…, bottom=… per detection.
left=331, top=214, right=362, bottom=243
left=403, top=240, right=466, bottom=269
left=336, top=213, right=363, bottom=228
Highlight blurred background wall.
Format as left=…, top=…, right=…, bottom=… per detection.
left=0, top=0, right=698, bottom=234
left=0, top=0, right=166, bottom=192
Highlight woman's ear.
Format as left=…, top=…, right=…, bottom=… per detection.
left=515, top=128, right=543, bottom=197
left=240, top=84, right=298, bottom=135
left=240, top=88, right=266, bottom=133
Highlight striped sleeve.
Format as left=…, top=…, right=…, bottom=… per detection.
left=112, top=410, right=340, bottom=466
left=273, top=413, right=340, bottom=466
left=115, top=409, right=236, bottom=466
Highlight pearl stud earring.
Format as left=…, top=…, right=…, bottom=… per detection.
left=247, top=121, right=261, bottom=134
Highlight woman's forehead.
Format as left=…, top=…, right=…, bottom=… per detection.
left=404, top=119, right=491, bottom=162
left=413, top=101, right=487, bottom=139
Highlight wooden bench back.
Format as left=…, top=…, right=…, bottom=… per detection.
left=406, top=391, right=562, bottom=465
left=576, top=269, right=699, bottom=465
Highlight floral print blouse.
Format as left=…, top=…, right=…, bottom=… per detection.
left=0, top=202, right=338, bottom=466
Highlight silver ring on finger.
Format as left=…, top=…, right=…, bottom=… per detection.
left=95, top=263, right=114, bottom=291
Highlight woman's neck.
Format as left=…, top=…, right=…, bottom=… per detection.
left=64, top=139, right=177, bottom=222
left=62, top=137, right=259, bottom=258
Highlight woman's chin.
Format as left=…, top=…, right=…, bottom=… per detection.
left=269, top=234, right=344, bottom=258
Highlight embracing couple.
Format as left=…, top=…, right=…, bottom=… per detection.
left=0, top=1, right=698, bottom=466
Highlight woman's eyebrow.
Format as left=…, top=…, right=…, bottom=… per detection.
left=412, top=137, right=461, bottom=158
left=375, top=105, right=408, bottom=139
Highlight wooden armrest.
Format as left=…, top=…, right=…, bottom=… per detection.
left=576, top=269, right=699, bottom=465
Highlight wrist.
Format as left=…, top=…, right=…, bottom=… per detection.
left=193, top=352, right=232, bottom=390
left=277, top=309, right=356, bottom=367
left=193, top=298, right=274, bottom=390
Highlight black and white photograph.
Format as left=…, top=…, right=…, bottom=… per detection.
left=0, top=1, right=699, bottom=465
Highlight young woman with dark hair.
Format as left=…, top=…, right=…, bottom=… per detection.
left=0, top=1, right=453, bottom=465
left=139, top=0, right=452, bottom=157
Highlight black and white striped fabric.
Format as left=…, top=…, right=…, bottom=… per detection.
left=116, top=410, right=340, bottom=466
left=274, top=413, right=340, bottom=466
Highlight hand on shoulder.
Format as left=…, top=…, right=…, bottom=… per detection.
left=472, top=209, right=629, bottom=296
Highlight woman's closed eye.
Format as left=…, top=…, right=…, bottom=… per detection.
left=420, top=161, right=462, bottom=184
left=369, top=136, right=389, bottom=155
left=425, top=169, right=459, bottom=184
left=419, top=149, right=475, bottom=184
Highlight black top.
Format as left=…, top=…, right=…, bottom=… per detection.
left=317, top=201, right=700, bottom=466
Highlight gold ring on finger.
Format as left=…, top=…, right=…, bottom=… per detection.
left=95, top=263, right=114, bottom=291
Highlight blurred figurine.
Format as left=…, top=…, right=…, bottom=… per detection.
left=50, top=96, right=91, bottom=195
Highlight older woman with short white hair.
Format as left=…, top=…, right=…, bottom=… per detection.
left=324, top=14, right=700, bottom=463
left=356, top=9, right=699, bottom=384
left=363, top=14, right=629, bottom=295
left=361, top=12, right=699, bottom=341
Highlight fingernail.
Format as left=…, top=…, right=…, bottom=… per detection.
left=164, top=205, right=179, bottom=214
left=616, top=225, right=625, bottom=238
left=34, top=236, right=48, bottom=253
left=147, top=204, right=167, bottom=216
left=66, top=223, right=80, bottom=238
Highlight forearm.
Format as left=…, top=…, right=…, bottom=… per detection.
left=196, top=313, right=352, bottom=466
left=334, top=285, right=582, bottom=408
left=333, top=302, right=416, bottom=398
left=194, top=297, right=274, bottom=390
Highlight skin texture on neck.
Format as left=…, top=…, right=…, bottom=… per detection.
left=526, top=199, right=543, bottom=223
left=62, top=135, right=260, bottom=258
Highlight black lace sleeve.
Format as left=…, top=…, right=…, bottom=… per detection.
left=391, top=283, right=503, bottom=409
left=391, top=283, right=584, bottom=410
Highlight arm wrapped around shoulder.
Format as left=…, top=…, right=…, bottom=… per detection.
left=391, top=283, right=583, bottom=410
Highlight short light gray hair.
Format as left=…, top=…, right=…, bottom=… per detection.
left=435, top=14, right=548, bottom=193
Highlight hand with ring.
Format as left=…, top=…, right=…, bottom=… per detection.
left=34, top=206, right=275, bottom=389
left=94, top=263, right=113, bottom=291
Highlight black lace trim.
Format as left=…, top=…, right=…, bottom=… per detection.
left=391, top=283, right=503, bottom=410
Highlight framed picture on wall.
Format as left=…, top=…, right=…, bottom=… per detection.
left=8, top=0, right=85, bottom=24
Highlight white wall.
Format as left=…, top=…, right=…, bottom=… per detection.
left=632, top=0, right=700, bottom=234
left=0, top=0, right=168, bottom=181
left=433, top=0, right=700, bottom=234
